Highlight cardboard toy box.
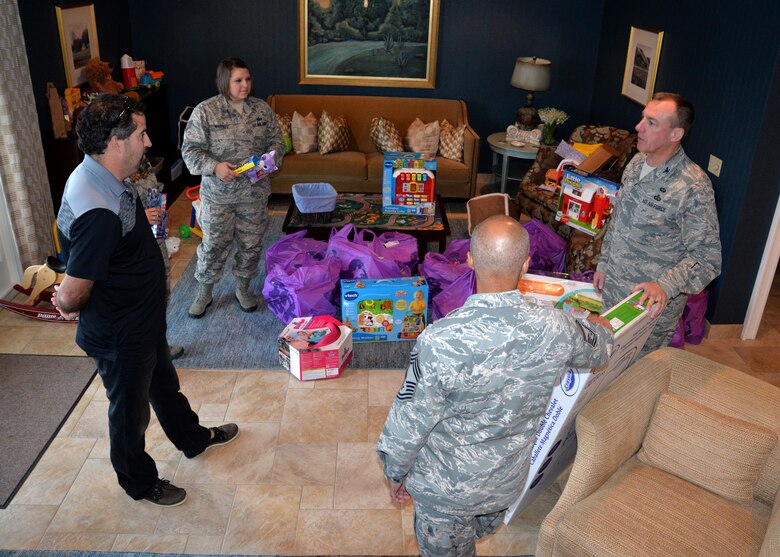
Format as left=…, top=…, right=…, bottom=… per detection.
left=504, top=291, right=659, bottom=522
left=341, top=276, right=429, bottom=342
left=555, top=168, right=620, bottom=236
left=278, top=315, right=353, bottom=381
left=382, top=152, right=437, bottom=215
left=518, top=272, right=603, bottom=316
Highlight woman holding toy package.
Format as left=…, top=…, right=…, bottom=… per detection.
left=182, top=57, right=284, bottom=317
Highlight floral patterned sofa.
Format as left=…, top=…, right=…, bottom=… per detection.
left=516, top=125, right=637, bottom=274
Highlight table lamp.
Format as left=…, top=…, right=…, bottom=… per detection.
left=511, top=56, right=551, bottom=130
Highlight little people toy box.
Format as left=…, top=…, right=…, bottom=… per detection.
left=382, top=152, right=436, bottom=215
left=278, top=315, right=353, bottom=381
left=341, top=276, right=429, bottom=342
left=555, top=168, right=619, bottom=236
left=518, top=272, right=603, bottom=317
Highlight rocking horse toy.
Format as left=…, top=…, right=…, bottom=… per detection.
left=0, top=255, right=75, bottom=322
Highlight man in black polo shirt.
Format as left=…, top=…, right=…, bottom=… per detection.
left=53, top=95, right=239, bottom=506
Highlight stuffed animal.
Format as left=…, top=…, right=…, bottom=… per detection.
left=84, top=58, right=139, bottom=100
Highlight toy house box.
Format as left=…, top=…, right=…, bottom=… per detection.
left=504, top=291, right=660, bottom=522
left=341, top=276, right=429, bottom=342
left=555, top=168, right=619, bottom=236
left=382, top=152, right=437, bottom=215
left=278, top=315, right=353, bottom=381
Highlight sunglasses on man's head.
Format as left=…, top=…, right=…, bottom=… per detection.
left=111, top=97, right=134, bottom=128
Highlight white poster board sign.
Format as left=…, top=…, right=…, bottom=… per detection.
left=505, top=291, right=659, bottom=522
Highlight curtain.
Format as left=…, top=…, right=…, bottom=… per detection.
left=0, top=0, right=55, bottom=268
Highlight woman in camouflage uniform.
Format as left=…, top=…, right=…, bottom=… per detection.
left=182, top=57, right=284, bottom=317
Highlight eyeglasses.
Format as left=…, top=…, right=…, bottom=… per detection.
left=110, top=97, right=134, bottom=129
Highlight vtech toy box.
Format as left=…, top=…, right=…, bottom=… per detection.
left=555, top=168, right=619, bottom=236
left=278, top=315, right=353, bottom=381
left=382, top=152, right=436, bottom=215
left=341, top=276, right=428, bottom=342
left=518, top=272, right=603, bottom=316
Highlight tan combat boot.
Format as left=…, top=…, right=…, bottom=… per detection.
left=235, top=277, right=257, bottom=312
left=188, top=282, right=213, bottom=318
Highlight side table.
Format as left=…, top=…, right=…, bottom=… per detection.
left=487, top=132, right=539, bottom=193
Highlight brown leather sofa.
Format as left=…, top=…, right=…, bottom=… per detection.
left=267, top=94, right=479, bottom=198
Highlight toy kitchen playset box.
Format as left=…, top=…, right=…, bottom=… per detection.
left=341, top=276, right=429, bottom=342
left=555, top=168, right=620, bottom=236
left=382, top=152, right=437, bottom=215
left=278, top=315, right=353, bottom=381
left=504, top=289, right=659, bottom=522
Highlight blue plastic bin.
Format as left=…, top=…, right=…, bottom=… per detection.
left=292, top=183, right=337, bottom=223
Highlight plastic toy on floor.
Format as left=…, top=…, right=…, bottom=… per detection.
left=0, top=256, right=75, bottom=322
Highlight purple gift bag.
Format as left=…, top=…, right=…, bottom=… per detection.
left=375, top=231, right=419, bottom=276
left=265, top=231, right=327, bottom=273
left=420, top=239, right=471, bottom=300
left=431, top=269, right=476, bottom=321
left=262, top=256, right=341, bottom=323
left=523, top=219, right=567, bottom=273
left=327, top=225, right=402, bottom=279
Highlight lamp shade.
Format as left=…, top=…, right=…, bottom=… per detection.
left=511, top=57, right=551, bottom=92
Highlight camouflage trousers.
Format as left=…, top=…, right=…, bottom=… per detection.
left=605, top=284, right=687, bottom=357
left=413, top=502, right=505, bottom=557
left=195, top=196, right=269, bottom=285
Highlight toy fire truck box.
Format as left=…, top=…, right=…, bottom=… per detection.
left=519, top=272, right=603, bottom=316
left=555, top=168, right=619, bottom=236
left=341, top=276, right=429, bottom=342
left=382, top=152, right=437, bottom=215
left=504, top=290, right=659, bottom=522
left=278, top=315, right=353, bottom=381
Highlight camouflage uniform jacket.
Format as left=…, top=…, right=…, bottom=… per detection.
left=376, top=290, right=613, bottom=516
left=181, top=95, right=284, bottom=205
left=596, top=148, right=721, bottom=307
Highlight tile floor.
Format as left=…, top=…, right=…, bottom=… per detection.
left=1, top=193, right=779, bottom=555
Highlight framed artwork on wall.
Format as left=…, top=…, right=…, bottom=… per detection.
left=621, top=25, right=663, bottom=106
left=55, top=2, right=100, bottom=87
left=299, top=0, right=440, bottom=89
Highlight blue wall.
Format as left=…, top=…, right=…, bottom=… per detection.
left=18, top=1, right=780, bottom=325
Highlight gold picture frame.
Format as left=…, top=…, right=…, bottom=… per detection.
left=621, top=26, right=664, bottom=106
left=299, top=0, right=440, bottom=89
left=55, top=2, right=100, bottom=87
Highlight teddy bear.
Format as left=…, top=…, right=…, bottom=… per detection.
left=84, top=58, right=139, bottom=100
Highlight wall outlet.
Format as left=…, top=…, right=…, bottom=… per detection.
left=707, top=154, right=723, bottom=177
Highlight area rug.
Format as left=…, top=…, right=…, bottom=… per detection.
left=0, top=355, right=96, bottom=509
left=166, top=208, right=467, bottom=371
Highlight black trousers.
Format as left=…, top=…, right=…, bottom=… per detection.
left=95, top=339, right=210, bottom=498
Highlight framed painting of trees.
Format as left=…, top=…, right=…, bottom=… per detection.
left=299, top=0, right=440, bottom=88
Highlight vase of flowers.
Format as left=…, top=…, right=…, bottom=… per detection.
left=538, top=107, right=570, bottom=146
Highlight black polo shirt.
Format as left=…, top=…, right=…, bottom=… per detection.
left=58, top=156, right=166, bottom=359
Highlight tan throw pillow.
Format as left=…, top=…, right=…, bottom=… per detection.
left=637, top=391, right=777, bottom=506
left=291, top=111, right=318, bottom=154
left=318, top=110, right=350, bottom=155
left=370, top=116, right=403, bottom=153
left=438, top=119, right=465, bottom=162
left=405, top=118, right=440, bottom=158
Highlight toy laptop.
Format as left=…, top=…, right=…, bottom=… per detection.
left=382, top=152, right=436, bottom=215
left=278, top=315, right=353, bottom=381
left=341, top=276, right=429, bottom=342
left=555, top=168, right=619, bottom=236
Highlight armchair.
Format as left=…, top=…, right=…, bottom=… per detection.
left=516, top=125, right=637, bottom=274
left=536, top=348, right=780, bottom=557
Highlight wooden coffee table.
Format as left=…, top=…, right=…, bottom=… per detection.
left=282, top=193, right=451, bottom=257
